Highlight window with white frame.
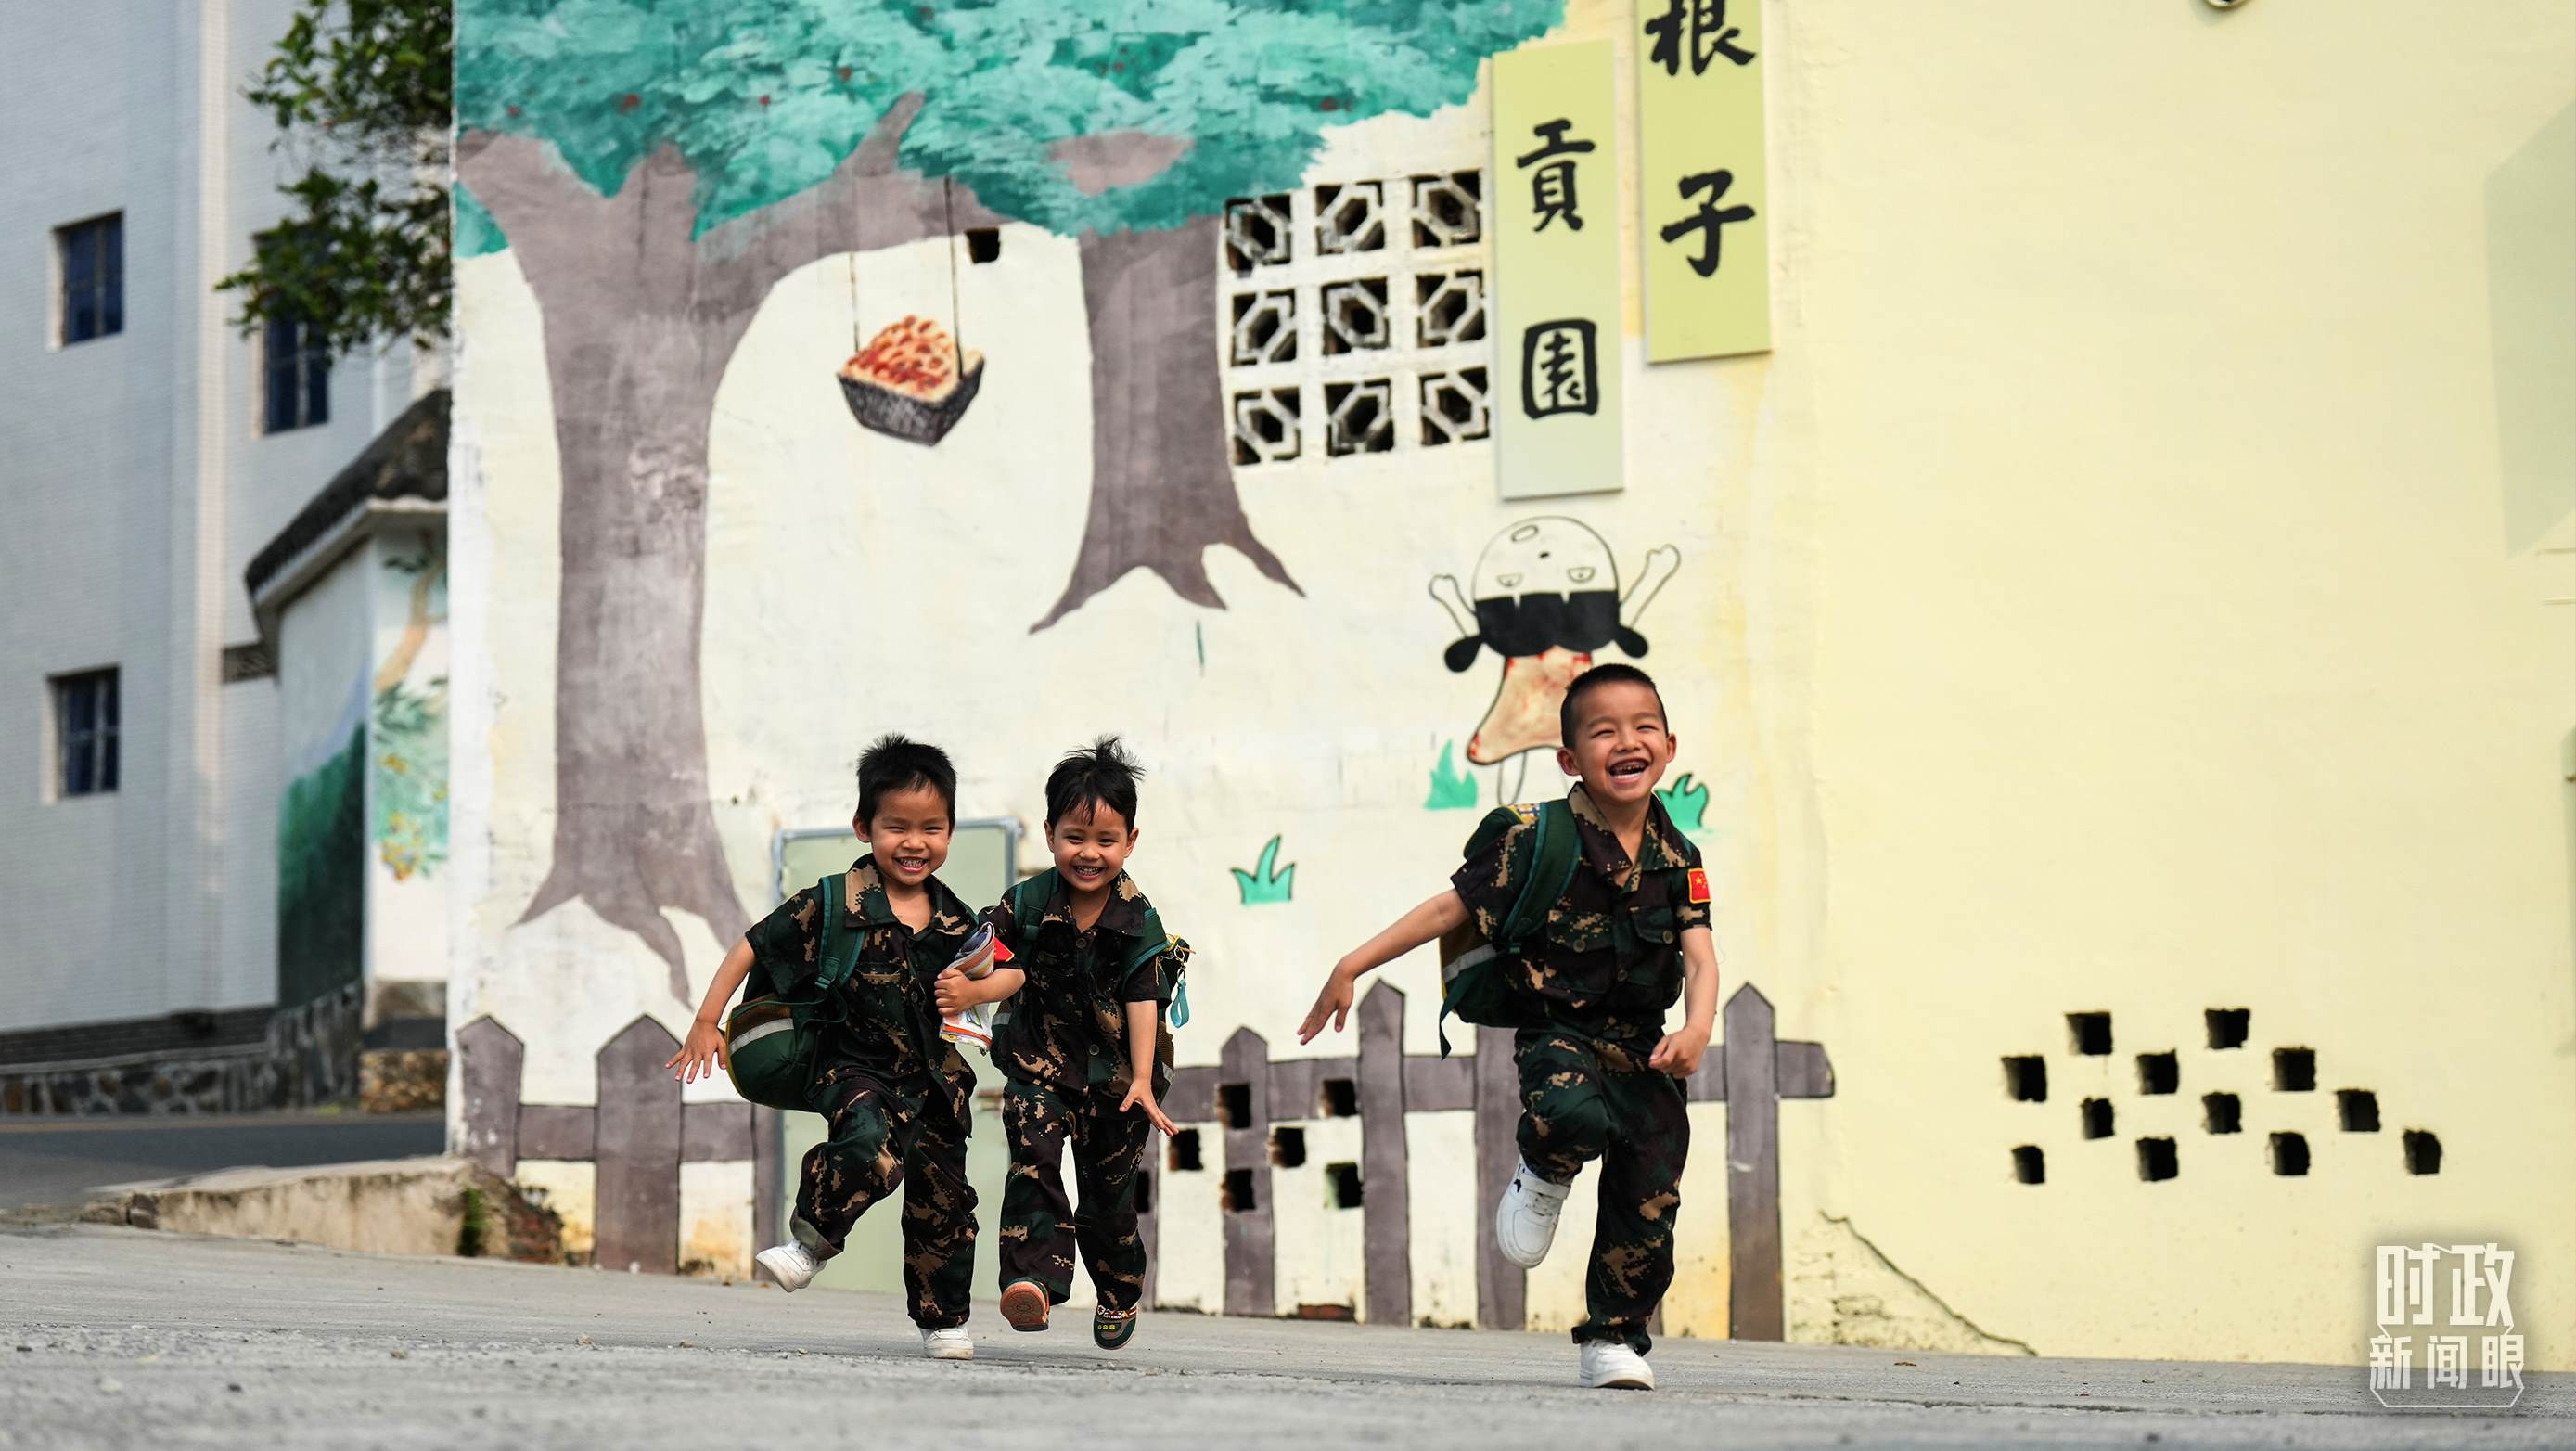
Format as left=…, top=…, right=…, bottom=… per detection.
left=51, top=668, right=120, bottom=798
left=1220, top=169, right=1492, bottom=467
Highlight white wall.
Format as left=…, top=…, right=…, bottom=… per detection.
left=0, top=0, right=425, bottom=1037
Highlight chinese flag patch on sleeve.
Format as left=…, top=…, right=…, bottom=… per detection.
left=1686, top=867, right=1711, bottom=905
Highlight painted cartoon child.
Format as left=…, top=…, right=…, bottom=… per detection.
left=934, top=736, right=1186, bottom=1350
left=1432, top=518, right=1680, bottom=801
left=1298, top=663, right=1720, bottom=1392
left=667, top=735, right=982, bottom=1361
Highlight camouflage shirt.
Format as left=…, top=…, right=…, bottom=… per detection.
left=983, top=869, right=1181, bottom=1095
left=1449, top=785, right=1710, bottom=1047
left=743, top=855, right=979, bottom=1129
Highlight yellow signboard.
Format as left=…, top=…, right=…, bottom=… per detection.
left=1493, top=41, right=1624, bottom=500
left=1635, top=0, right=1771, bottom=361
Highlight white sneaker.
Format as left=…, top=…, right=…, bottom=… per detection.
left=1495, top=1159, right=1571, bottom=1269
left=755, top=1242, right=822, bottom=1293
left=1581, top=1341, right=1655, bottom=1391
left=920, top=1327, right=974, bottom=1361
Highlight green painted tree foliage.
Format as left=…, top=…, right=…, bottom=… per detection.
left=456, top=0, right=1558, bottom=240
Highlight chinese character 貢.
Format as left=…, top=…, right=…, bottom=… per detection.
left=1645, top=0, right=1756, bottom=77
left=1520, top=319, right=1599, bottom=418
left=2368, top=1333, right=2413, bottom=1392
left=1658, top=169, right=1757, bottom=278
left=1515, top=120, right=1597, bottom=233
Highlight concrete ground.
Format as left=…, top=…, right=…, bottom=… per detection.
left=1, top=1226, right=2564, bottom=1451
left=0, top=1113, right=446, bottom=1209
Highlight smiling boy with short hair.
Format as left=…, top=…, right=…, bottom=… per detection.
left=1298, top=663, right=1719, bottom=1390
left=668, top=734, right=982, bottom=1360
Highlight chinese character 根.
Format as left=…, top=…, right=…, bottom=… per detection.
left=1515, top=120, right=1597, bottom=233
left=1645, top=0, right=1756, bottom=77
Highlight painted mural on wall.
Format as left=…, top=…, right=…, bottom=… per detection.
left=373, top=547, right=450, bottom=881
left=454, top=0, right=1566, bottom=996
left=277, top=700, right=366, bottom=1009
left=1430, top=517, right=1679, bottom=799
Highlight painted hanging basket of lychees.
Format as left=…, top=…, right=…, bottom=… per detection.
left=837, top=315, right=984, bottom=446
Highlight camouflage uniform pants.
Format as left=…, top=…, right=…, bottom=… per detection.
left=997, top=1080, right=1154, bottom=1312
left=791, top=1067, right=977, bottom=1329
left=1515, top=1029, right=1688, bottom=1354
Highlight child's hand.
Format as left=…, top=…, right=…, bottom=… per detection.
left=933, top=969, right=980, bottom=1015
left=1296, top=962, right=1357, bottom=1045
left=666, top=1020, right=728, bottom=1084
left=1120, top=1079, right=1178, bottom=1136
left=1647, top=1020, right=1711, bottom=1079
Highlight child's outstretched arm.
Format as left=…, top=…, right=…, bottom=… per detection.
left=1117, top=999, right=1179, bottom=1136
left=1647, top=925, right=1721, bottom=1078
left=667, top=938, right=757, bottom=1083
left=1297, top=888, right=1470, bottom=1043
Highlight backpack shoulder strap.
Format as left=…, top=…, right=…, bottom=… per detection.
left=1494, top=799, right=1583, bottom=947
left=814, top=871, right=859, bottom=995
left=1004, top=871, right=1053, bottom=943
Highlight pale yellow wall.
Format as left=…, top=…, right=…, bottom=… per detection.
left=1769, top=0, right=2576, bottom=1365
left=450, top=0, right=2575, bottom=1364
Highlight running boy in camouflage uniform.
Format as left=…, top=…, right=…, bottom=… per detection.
left=936, top=737, right=1184, bottom=1350
left=668, top=735, right=983, bottom=1361
left=1298, top=664, right=1719, bottom=1391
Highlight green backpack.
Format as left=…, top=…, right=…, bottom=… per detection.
left=1436, top=800, right=1583, bottom=1058
left=724, top=871, right=865, bottom=1112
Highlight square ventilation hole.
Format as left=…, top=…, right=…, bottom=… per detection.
left=1326, top=1162, right=1364, bottom=1209
left=1271, top=1126, right=1308, bottom=1168
left=2003, top=1056, right=2048, bottom=1102
left=2081, top=1098, right=2114, bottom=1139
left=2270, top=1131, right=2311, bottom=1176
left=2403, top=1130, right=2441, bottom=1175
left=1168, top=1128, right=1204, bottom=1172
left=2011, top=1145, right=2044, bottom=1185
left=965, top=227, right=1001, bottom=263
left=1223, top=1167, right=1259, bottom=1213
left=2205, top=1008, right=2250, bottom=1049
left=2337, top=1089, right=2380, bottom=1133
left=2136, top=1137, right=2178, bottom=1182
left=2273, top=1047, right=2316, bottom=1092
left=1219, top=1082, right=1255, bottom=1128
left=2136, top=1051, right=2179, bottom=1095
left=2202, top=1092, right=2242, bottom=1135
left=1321, top=1078, right=1360, bottom=1117
left=2067, top=1011, right=2112, bottom=1056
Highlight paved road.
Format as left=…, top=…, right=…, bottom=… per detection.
left=0, top=1113, right=446, bottom=1209
left=1, top=1226, right=2565, bottom=1450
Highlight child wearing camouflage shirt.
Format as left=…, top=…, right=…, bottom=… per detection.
left=668, top=735, right=983, bottom=1361
left=1299, top=664, right=1720, bottom=1392
left=937, top=737, right=1185, bottom=1350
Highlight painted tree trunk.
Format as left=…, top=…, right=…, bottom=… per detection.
left=1035, top=220, right=1301, bottom=630
left=516, top=301, right=756, bottom=998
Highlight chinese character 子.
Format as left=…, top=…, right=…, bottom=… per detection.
left=1645, top=0, right=1756, bottom=77
left=2367, top=1333, right=2413, bottom=1392
left=1520, top=319, right=1600, bottom=418
left=1515, top=120, right=1597, bottom=233
left=1659, top=169, right=1757, bottom=278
